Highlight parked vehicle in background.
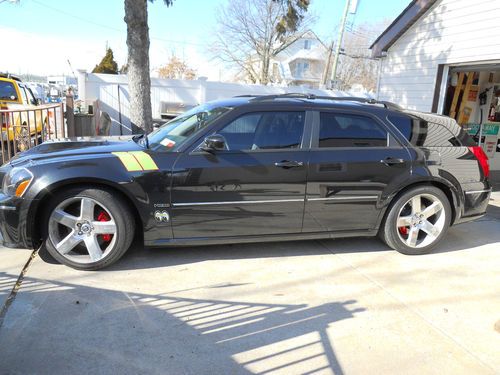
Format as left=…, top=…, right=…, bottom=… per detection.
left=0, top=73, right=46, bottom=158
left=47, top=86, right=63, bottom=103
left=26, top=82, right=48, bottom=104
left=0, top=94, right=491, bottom=270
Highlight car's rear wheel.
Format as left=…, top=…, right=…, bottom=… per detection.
left=44, top=187, right=135, bottom=270
left=379, top=186, right=451, bottom=255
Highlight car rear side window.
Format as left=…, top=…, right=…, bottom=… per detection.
left=219, top=111, right=305, bottom=150
left=19, top=86, right=28, bottom=104
left=0, top=81, right=18, bottom=101
left=319, top=112, right=387, bottom=147
left=388, top=114, right=462, bottom=147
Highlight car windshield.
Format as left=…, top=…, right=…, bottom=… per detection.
left=0, top=81, right=18, bottom=101
left=147, top=104, right=233, bottom=152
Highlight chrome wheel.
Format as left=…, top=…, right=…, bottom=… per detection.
left=48, top=197, right=117, bottom=264
left=396, top=193, right=446, bottom=249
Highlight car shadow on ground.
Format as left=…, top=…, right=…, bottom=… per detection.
left=37, top=205, right=500, bottom=272
left=0, top=272, right=365, bottom=374
left=111, top=203, right=500, bottom=271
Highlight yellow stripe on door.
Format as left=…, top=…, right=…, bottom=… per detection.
left=112, top=151, right=159, bottom=172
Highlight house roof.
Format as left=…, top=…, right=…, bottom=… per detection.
left=370, top=0, right=438, bottom=58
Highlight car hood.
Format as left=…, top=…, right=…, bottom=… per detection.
left=9, top=136, right=143, bottom=167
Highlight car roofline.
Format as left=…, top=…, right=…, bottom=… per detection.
left=234, top=93, right=403, bottom=111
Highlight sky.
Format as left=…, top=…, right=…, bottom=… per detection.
left=0, top=0, right=411, bottom=80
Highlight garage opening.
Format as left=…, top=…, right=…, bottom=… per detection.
left=439, top=62, right=500, bottom=171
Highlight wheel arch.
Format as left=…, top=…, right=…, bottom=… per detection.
left=28, top=178, right=144, bottom=248
left=377, top=179, right=460, bottom=232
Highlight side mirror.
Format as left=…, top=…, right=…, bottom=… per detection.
left=202, top=134, right=226, bottom=153
left=36, top=98, right=43, bottom=105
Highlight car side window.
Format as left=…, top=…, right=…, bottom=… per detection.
left=25, top=87, right=37, bottom=105
left=219, top=111, right=305, bottom=150
left=18, top=85, right=28, bottom=105
left=388, top=114, right=460, bottom=147
left=319, top=112, right=388, bottom=147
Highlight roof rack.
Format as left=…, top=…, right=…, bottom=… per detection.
left=0, top=72, right=22, bottom=82
left=234, top=93, right=402, bottom=110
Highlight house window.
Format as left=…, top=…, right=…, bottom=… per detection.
left=304, top=39, right=311, bottom=50
left=295, top=61, right=310, bottom=78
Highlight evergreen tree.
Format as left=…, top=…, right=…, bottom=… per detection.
left=92, top=48, right=119, bottom=74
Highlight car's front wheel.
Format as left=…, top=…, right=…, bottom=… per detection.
left=44, top=187, right=135, bottom=270
left=379, top=186, right=451, bottom=255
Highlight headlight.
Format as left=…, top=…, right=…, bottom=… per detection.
left=2, top=168, right=34, bottom=197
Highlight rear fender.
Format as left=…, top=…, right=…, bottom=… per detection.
left=375, top=177, right=461, bottom=231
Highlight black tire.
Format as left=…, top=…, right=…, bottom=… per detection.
left=43, top=186, right=135, bottom=270
left=379, top=186, right=452, bottom=255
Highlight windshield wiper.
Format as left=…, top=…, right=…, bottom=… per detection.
left=132, top=133, right=149, bottom=149
left=132, top=134, right=143, bottom=142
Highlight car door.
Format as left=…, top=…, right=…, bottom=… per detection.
left=23, top=87, right=43, bottom=136
left=170, top=109, right=311, bottom=239
left=303, top=110, right=412, bottom=233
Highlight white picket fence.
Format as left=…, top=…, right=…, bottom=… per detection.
left=77, top=70, right=373, bottom=135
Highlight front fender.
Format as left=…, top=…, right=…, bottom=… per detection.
left=24, top=156, right=151, bottom=247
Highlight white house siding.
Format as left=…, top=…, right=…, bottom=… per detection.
left=377, top=0, right=500, bottom=111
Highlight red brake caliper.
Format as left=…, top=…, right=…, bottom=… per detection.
left=398, top=226, right=408, bottom=236
left=97, top=211, right=113, bottom=242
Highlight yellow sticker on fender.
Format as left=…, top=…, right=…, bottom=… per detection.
left=112, top=151, right=159, bottom=172
left=129, top=151, right=159, bottom=171
left=112, top=152, right=143, bottom=171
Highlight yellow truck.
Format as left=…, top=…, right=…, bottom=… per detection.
left=1, top=73, right=46, bottom=159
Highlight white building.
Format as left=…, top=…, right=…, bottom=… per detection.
left=244, top=31, right=328, bottom=89
left=272, top=31, right=328, bottom=89
left=371, top=0, right=500, bottom=115
left=47, top=75, right=77, bottom=87
left=371, top=0, right=500, bottom=169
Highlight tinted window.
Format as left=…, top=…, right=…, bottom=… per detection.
left=219, top=112, right=305, bottom=150
left=457, top=128, right=476, bottom=147
left=387, top=114, right=412, bottom=140
left=19, top=86, right=28, bottom=104
left=26, top=87, right=36, bottom=104
left=0, top=81, right=18, bottom=101
left=319, top=113, right=387, bottom=147
left=388, top=114, right=462, bottom=147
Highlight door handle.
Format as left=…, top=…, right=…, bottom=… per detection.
left=380, top=157, right=405, bottom=166
left=274, top=160, right=304, bottom=169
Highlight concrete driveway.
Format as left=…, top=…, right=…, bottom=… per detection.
left=1, top=195, right=499, bottom=375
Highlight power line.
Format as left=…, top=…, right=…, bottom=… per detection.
left=31, top=0, right=205, bottom=47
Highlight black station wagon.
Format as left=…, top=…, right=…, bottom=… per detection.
left=0, top=94, right=492, bottom=270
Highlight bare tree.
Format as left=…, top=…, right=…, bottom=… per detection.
left=157, top=56, right=197, bottom=80
left=322, top=21, right=389, bottom=92
left=212, top=0, right=311, bottom=85
left=124, top=0, right=173, bottom=134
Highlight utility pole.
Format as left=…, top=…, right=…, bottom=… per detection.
left=321, top=39, right=335, bottom=86
left=330, top=0, right=351, bottom=89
